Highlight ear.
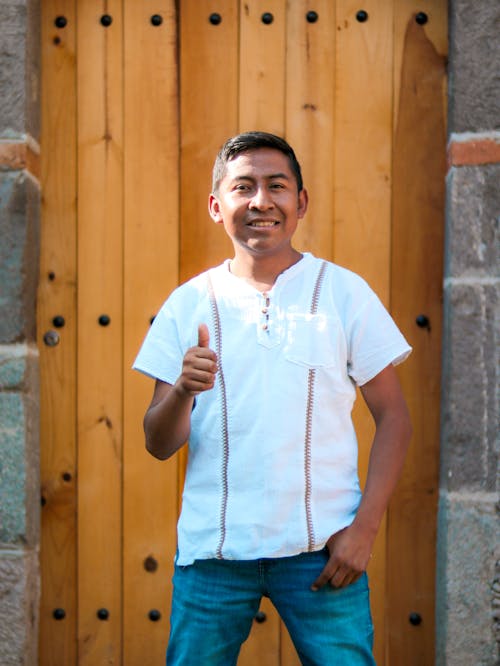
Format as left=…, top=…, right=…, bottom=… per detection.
left=297, top=188, right=309, bottom=219
left=208, top=193, right=223, bottom=224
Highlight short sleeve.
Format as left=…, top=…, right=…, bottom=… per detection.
left=132, top=300, right=185, bottom=384
left=346, top=285, right=412, bottom=386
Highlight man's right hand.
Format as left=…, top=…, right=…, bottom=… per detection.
left=175, top=323, right=218, bottom=396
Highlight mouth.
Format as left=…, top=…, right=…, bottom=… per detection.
left=246, top=220, right=279, bottom=228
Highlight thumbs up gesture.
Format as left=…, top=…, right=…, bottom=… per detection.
left=176, top=323, right=218, bottom=396
left=197, top=323, right=211, bottom=349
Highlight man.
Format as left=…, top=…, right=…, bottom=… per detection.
left=133, top=131, right=412, bottom=665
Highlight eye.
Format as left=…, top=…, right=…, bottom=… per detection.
left=270, top=182, right=285, bottom=189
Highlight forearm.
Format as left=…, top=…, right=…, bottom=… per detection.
left=311, top=408, right=411, bottom=590
left=143, top=325, right=218, bottom=460
left=144, top=383, right=194, bottom=460
left=353, top=409, right=412, bottom=537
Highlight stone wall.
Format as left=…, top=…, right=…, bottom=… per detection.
left=0, top=1, right=41, bottom=664
left=436, top=1, right=500, bottom=664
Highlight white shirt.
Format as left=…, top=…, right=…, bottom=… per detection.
left=133, top=253, right=411, bottom=565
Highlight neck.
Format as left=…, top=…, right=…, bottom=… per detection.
left=229, top=250, right=303, bottom=291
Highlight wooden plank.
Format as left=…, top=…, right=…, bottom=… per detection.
left=179, top=0, right=238, bottom=283
left=393, top=2, right=448, bottom=125
left=239, top=0, right=286, bottom=134
left=281, top=5, right=336, bottom=663
left=389, top=4, right=447, bottom=663
left=239, top=597, right=281, bottom=666
left=237, top=2, right=288, bottom=662
left=178, top=0, right=239, bottom=600
left=39, top=2, right=77, bottom=663
left=286, top=1, right=336, bottom=262
left=76, top=2, right=123, bottom=663
left=279, top=622, right=302, bottom=666
left=333, top=2, right=395, bottom=662
left=334, top=0, right=393, bottom=290
left=122, top=3, right=180, bottom=664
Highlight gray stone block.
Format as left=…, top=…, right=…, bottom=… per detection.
left=449, top=1, right=500, bottom=132
left=436, top=492, right=500, bottom=665
left=0, top=344, right=39, bottom=547
left=0, top=548, right=39, bottom=666
left=0, top=393, right=27, bottom=543
left=0, top=343, right=31, bottom=389
left=0, top=1, right=27, bottom=136
left=0, top=170, right=40, bottom=343
left=441, top=281, right=499, bottom=492
left=445, top=165, right=500, bottom=279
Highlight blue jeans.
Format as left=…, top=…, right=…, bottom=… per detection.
left=166, top=549, right=375, bottom=665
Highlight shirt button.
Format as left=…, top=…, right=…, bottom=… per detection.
left=261, top=307, right=268, bottom=314
left=261, top=324, right=268, bottom=331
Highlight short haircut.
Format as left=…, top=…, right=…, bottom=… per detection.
left=212, top=131, right=304, bottom=193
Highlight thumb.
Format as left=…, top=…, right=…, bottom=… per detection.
left=197, top=323, right=210, bottom=348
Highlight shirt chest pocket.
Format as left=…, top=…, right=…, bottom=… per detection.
left=283, top=313, right=344, bottom=369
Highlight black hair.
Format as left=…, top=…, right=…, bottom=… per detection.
left=212, top=131, right=304, bottom=193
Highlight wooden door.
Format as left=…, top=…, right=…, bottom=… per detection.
left=39, top=2, right=447, bottom=664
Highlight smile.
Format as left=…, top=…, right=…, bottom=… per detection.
left=247, top=220, right=279, bottom=227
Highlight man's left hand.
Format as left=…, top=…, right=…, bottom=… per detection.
left=311, top=523, right=374, bottom=590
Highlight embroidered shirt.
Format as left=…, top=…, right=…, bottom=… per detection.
left=133, top=253, right=412, bottom=565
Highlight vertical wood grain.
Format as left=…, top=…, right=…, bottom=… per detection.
left=122, top=3, right=180, bottom=665
left=39, top=2, right=77, bottom=663
left=285, top=1, right=336, bottom=261
left=333, top=2, right=395, bottom=662
left=389, top=4, right=447, bottom=663
left=239, top=0, right=286, bottom=134
left=179, top=0, right=238, bottom=283
left=239, top=597, right=281, bottom=666
left=178, top=0, right=240, bottom=580
left=237, top=2, right=287, bottom=661
left=76, top=2, right=123, bottom=663
left=280, top=5, right=336, bottom=663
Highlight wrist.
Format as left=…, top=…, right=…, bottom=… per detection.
left=173, top=379, right=196, bottom=401
left=351, top=510, right=381, bottom=540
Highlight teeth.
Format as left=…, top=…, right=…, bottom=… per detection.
left=250, top=221, right=276, bottom=227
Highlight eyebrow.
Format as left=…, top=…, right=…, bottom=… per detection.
left=232, top=172, right=291, bottom=182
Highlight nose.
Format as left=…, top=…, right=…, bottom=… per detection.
left=249, top=186, right=274, bottom=210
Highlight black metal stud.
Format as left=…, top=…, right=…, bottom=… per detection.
left=149, top=609, right=161, bottom=622
left=209, top=13, right=222, bottom=25
left=100, top=14, right=113, bottom=27
left=144, top=556, right=158, bottom=573
left=53, top=608, right=66, bottom=620
left=261, top=12, right=274, bottom=25
left=409, top=612, right=422, bottom=626
left=415, top=12, right=428, bottom=25
left=415, top=314, right=430, bottom=330
left=52, top=315, right=65, bottom=328
left=254, top=610, right=267, bottom=623
left=54, top=16, right=67, bottom=28
left=151, top=14, right=163, bottom=26
left=97, top=608, right=109, bottom=620
left=43, top=330, right=60, bottom=347
left=48, top=271, right=56, bottom=281
left=62, top=472, right=72, bottom=482
left=98, top=314, right=111, bottom=326
left=306, top=11, right=319, bottom=23
left=356, top=10, right=368, bottom=22
left=41, top=496, right=47, bottom=506
left=150, top=315, right=156, bottom=325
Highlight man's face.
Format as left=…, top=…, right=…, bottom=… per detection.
left=209, top=148, right=308, bottom=260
